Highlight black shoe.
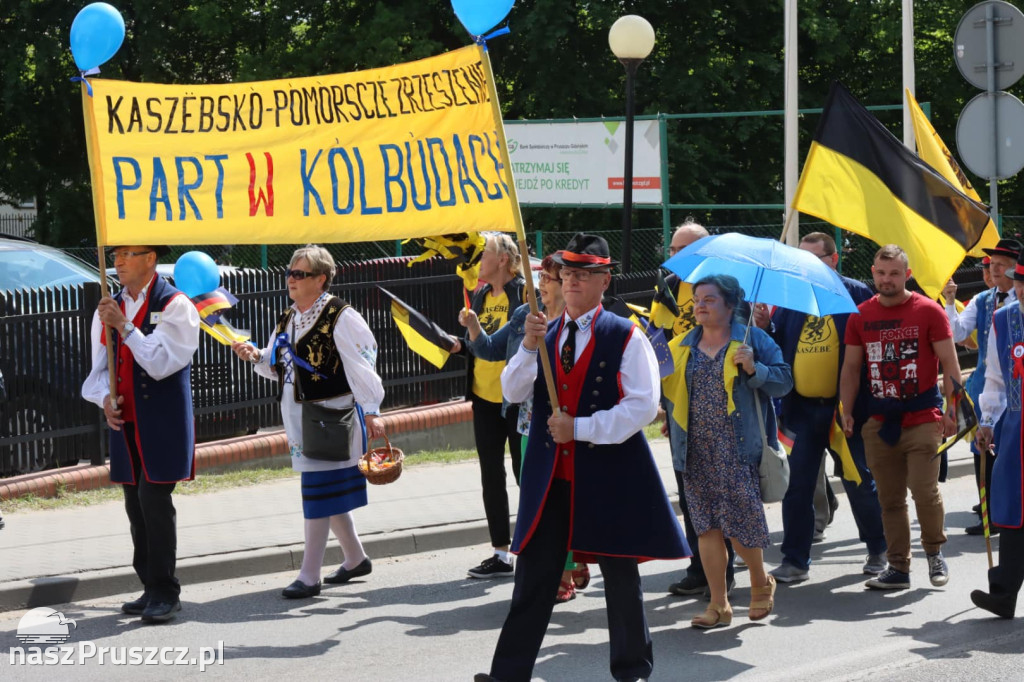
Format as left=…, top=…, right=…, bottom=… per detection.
left=668, top=574, right=707, bottom=596
left=971, top=589, right=1016, bottom=619
left=972, top=503, right=982, bottom=515
left=827, top=492, right=840, bottom=526
left=121, top=593, right=151, bottom=616
left=324, top=558, right=372, bottom=584
left=282, top=579, right=322, bottom=599
left=467, top=555, right=514, bottom=579
left=966, top=522, right=1000, bottom=536
left=0, top=515, right=5, bottom=530
left=141, top=600, right=181, bottom=623
left=474, top=675, right=502, bottom=682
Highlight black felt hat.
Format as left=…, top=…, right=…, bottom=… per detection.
left=982, top=238, right=1022, bottom=260
left=550, top=233, right=619, bottom=270
left=1014, top=250, right=1024, bottom=282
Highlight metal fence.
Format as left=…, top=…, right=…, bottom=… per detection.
left=1, top=256, right=659, bottom=477
left=0, top=215, right=36, bottom=239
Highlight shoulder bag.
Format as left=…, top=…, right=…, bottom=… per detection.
left=753, top=390, right=790, bottom=504
left=301, top=402, right=355, bottom=462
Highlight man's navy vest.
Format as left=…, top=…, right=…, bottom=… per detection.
left=991, top=304, right=1024, bottom=528
left=512, top=309, right=689, bottom=561
left=966, top=288, right=997, bottom=405
left=110, top=276, right=195, bottom=484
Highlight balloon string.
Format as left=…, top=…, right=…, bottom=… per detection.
left=475, top=25, right=511, bottom=48
left=71, top=74, right=94, bottom=97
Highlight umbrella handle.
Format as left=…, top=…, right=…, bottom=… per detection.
left=742, top=268, right=765, bottom=346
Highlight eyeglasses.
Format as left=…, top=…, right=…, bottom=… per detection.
left=108, top=250, right=153, bottom=263
left=285, top=269, right=317, bottom=280
left=560, top=269, right=609, bottom=282
left=538, top=273, right=561, bottom=284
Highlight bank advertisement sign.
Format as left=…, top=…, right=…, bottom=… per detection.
left=505, top=120, right=662, bottom=205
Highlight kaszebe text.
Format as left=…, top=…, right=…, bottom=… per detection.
left=109, top=132, right=509, bottom=221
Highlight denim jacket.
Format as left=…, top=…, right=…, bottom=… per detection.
left=663, top=321, right=793, bottom=472
left=467, top=302, right=529, bottom=421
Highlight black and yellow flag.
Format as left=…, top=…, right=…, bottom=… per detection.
left=650, top=270, right=680, bottom=330
left=793, top=82, right=990, bottom=300
left=906, top=89, right=999, bottom=257
left=379, top=287, right=458, bottom=369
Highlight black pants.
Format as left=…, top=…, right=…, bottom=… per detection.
left=472, top=396, right=522, bottom=548
left=122, top=424, right=180, bottom=602
left=988, top=525, right=1024, bottom=611
left=490, top=481, right=652, bottom=682
left=675, top=470, right=735, bottom=582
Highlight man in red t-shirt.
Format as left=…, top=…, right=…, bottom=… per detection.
left=840, top=244, right=962, bottom=591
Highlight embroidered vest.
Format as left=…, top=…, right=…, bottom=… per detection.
left=966, top=288, right=998, bottom=403
left=274, top=296, right=352, bottom=402
left=109, top=276, right=195, bottom=484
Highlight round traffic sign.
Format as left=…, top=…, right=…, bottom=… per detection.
left=956, top=91, right=1024, bottom=180
left=954, top=0, right=1024, bottom=91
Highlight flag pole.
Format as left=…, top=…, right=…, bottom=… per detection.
left=81, top=83, right=118, bottom=409
left=478, top=44, right=559, bottom=409
left=980, top=445, right=994, bottom=569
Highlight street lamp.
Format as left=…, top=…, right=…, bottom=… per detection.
left=609, top=14, right=655, bottom=274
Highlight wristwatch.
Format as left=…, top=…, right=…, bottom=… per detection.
left=121, top=321, right=135, bottom=338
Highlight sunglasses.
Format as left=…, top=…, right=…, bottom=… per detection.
left=286, top=269, right=317, bottom=280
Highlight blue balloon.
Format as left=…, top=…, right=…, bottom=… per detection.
left=452, top=0, right=514, bottom=36
left=70, top=3, right=126, bottom=72
left=173, top=251, right=220, bottom=298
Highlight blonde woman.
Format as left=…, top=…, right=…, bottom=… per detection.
left=460, top=233, right=526, bottom=579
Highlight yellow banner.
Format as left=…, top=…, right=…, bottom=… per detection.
left=81, top=45, right=516, bottom=246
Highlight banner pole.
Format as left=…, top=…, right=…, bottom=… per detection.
left=477, top=45, right=560, bottom=410
left=81, top=83, right=118, bottom=410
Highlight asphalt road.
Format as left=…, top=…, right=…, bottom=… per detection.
left=0, top=473, right=1021, bottom=681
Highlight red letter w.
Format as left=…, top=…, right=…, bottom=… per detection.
left=246, top=152, right=274, bottom=216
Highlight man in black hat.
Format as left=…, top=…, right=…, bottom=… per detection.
left=973, top=247, right=1024, bottom=618
left=476, top=233, right=688, bottom=682
left=82, top=245, right=199, bottom=623
left=943, top=237, right=1021, bottom=535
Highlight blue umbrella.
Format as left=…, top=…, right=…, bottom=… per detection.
left=663, top=232, right=859, bottom=317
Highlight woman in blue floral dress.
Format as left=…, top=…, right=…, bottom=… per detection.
left=662, top=274, right=792, bottom=628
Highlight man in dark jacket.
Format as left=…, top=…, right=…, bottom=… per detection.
left=82, top=245, right=200, bottom=623
left=758, top=232, right=886, bottom=583
left=476, top=234, right=688, bottom=682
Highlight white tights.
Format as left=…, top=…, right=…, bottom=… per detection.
left=296, top=511, right=367, bottom=585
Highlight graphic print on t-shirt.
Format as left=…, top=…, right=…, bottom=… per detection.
left=865, top=327, right=920, bottom=400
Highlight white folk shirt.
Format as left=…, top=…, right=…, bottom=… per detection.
left=946, top=287, right=1017, bottom=344
left=252, top=293, right=385, bottom=473
left=82, top=276, right=201, bottom=408
left=502, top=306, right=659, bottom=445
left=978, top=302, right=1024, bottom=428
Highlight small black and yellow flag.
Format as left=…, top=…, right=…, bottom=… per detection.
left=650, top=270, right=680, bottom=330
left=379, top=287, right=458, bottom=369
left=793, top=82, right=990, bottom=300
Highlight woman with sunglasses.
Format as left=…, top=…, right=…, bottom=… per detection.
left=232, top=245, right=385, bottom=599
left=459, top=255, right=586, bottom=601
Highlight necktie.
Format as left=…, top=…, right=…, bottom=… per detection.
left=561, top=320, right=578, bottom=374
left=997, top=291, right=1009, bottom=306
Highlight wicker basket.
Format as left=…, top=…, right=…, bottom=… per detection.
left=357, top=434, right=404, bottom=485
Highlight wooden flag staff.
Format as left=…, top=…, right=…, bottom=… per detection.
left=477, top=44, right=560, bottom=411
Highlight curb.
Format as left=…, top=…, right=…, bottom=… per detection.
left=0, top=457, right=976, bottom=613
left=1, top=519, right=494, bottom=612
left=0, top=401, right=473, bottom=502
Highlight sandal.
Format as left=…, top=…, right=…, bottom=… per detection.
left=571, top=564, right=591, bottom=590
left=690, top=603, right=733, bottom=629
left=555, top=579, right=576, bottom=603
left=749, top=575, right=776, bottom=621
